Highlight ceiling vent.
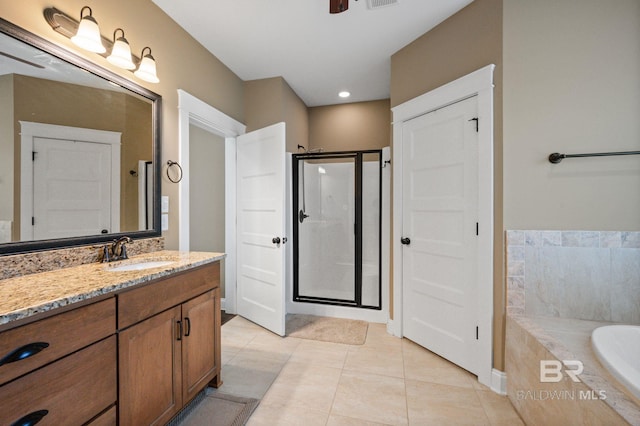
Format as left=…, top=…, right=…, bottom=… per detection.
left=366, top=0, right=399, bottom=10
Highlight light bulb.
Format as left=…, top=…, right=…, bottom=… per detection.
left=70, top=7, right=106, bottom=53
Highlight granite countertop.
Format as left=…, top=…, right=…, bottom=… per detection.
left=0, top=250, right=225, bottom=326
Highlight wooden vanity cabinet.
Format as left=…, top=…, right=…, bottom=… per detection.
left=117, top=262, right=221, bottom=426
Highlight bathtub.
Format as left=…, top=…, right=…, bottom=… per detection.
left=592, top=325, right=640, bottom=401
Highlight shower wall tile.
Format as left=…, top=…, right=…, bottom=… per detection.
left=506, top=230, right=640, bottom=325
left=524, top=247, right=610, bottom=321
left=621, top=232, right=640, bottom=248
left=541, top=231, right=562, bottom=247
left=579, top=231, right=600, bottom=248
left=600, top=232, right=622, bottom=248
left=524, top=231, right=542, bottom=247
left=610, top=248, right=640, bottom=324
left=561, top=231, right=581, bottom=247
left=506, top=230, right=525, bottom=246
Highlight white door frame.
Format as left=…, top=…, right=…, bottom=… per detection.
left=390, top=65, right=495, bottom=389
left=177, top=90, right=246, bottom=313
left=19, top=121, right=121, bottom=240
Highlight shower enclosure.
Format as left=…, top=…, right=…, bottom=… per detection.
left=292, top=150, right=382, bottom=309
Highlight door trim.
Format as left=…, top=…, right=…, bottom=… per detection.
left=19, top=121, right=121, bottom=240
left=390, top=65, right=494, bottom=388
left=177, top=90, right=246, bottom=313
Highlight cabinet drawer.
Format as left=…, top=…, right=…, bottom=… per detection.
left=0, top=298, right=115, bottom=386
left=118, top=262, right=219, bottom=329
left=0, top=335, right=117, bottom=426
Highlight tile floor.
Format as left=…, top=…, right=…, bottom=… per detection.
left=218, top=316, right=524, bottom=425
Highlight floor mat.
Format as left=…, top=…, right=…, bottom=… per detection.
left=286, top=314, right=368, bottom=345
left=169, top=388, right=259, bottom=426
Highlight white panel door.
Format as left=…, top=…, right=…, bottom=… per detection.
left=33, top=137, right=112, bottom=240
left=236, top=122, right=287, bottom=336
left=401, top=96, right=479, bottom=374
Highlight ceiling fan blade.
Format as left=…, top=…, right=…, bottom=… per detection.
left=329, top=0, right=349, bottom=14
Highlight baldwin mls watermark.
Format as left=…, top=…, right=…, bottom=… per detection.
left=515, top=360, right=607, bottom=401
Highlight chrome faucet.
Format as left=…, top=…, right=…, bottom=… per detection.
left=111, top=236, right=133, bottom=260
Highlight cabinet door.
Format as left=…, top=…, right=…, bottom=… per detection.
left=119, top=306, right=182, bottom=426
left=182, top=290, right=218, bottom=403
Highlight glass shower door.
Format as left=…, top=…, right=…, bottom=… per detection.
left=293, top=150, right=382, bottom=310
left=295, top=155, right=357, bottom=303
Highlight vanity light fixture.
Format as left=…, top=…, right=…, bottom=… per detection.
left=107, top=28, right=136, bottom=70
left=44, top=7, right=160, bottom=83
left=134, top=47, right=160, bottom=83
left=70, top=6, right=106, bottom=53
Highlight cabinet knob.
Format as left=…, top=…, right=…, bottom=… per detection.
left=10, top=409, right=49, bottom=426
left=0, top=342, right=49, bottom=367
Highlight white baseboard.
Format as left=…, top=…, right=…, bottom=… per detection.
left=491, top=369, right=507, bottom=395
left=387, top=318, right=401, bottom=337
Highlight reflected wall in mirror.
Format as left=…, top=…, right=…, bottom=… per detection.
left=0, top=17, right=161, bottom=255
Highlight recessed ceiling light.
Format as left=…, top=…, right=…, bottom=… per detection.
left=338, top=91, right=351, bottom=98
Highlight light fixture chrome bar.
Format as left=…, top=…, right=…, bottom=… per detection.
left=44, top=7, right=140, bottom=63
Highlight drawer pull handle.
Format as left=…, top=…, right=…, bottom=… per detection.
left=0, top=342, right=50, bottom=366
left=11, top=409, right=49, bottom=426
left=176, top=320, right=183, bottom=341
left=184, top=317, right=191, bottom=337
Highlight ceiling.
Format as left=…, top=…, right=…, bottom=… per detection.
left=152, top=0, right=473, bottom=107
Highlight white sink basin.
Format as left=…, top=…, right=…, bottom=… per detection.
left=106, top=260, right=175, bottom=272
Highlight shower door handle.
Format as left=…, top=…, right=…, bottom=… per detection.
left=401, top=237, right=411, bottom=245
left=272, top=237, right=281, bottom=245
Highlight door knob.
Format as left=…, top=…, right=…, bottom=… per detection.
left=272, top=237, right=281, bottom=244
left=401, top=237, right=411, bottom=245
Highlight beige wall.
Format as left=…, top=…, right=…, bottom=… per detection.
left=121, top=93, right=154, bottom=232
left=0, top=0, right=245, bottom=249
left=0, top=75, right=13, bottom=226
left=503, top=0, right=640, bottom=231
left=188, top=125, right=226, bottom=296
left=244, top=77, right=309, bottom=153
left=308, top=100, right=391, bottom=152
left=390, top=0, right=505, bottom=369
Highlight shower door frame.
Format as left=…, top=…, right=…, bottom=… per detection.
left=292, top=149, right=383, bottom=310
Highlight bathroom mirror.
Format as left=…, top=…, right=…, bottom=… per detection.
left=0, top=17, right=161, bottom=255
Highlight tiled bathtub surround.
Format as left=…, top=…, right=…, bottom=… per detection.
left=0, top=237, right=164, bottom=280
left=506, top=316, right=639, bottom=425
left=506, top=230, right=640, bottom=323
left=506, top=230, right=640, bottom=425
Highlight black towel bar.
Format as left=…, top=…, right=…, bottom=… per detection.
left=549, top=151, right=640, bottom=164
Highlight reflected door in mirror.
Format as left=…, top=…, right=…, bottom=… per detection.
left=33, top=138, right=113, bottom=240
